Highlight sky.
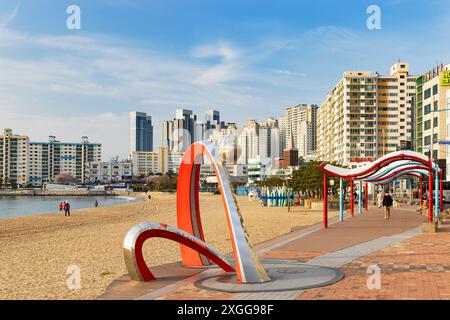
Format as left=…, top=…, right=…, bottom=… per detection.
left=1, top=0, right=450, bottom=159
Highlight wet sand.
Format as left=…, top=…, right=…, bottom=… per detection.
left=0, top=192, right=337, bottom=300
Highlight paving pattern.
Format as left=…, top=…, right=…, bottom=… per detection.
left=298, top=228, right=450, bottom=300
left=100, top=205, right=448, bottom=300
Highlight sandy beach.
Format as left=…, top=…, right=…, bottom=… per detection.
left=0, top=192, right=337, bottom=300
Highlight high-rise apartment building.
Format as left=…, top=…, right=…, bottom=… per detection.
left=237, top=120, right=259, bottom=164
left=284, top=104, right=318, bottom=160
left=278, top=116, right=287, bottom=155
left=317, top=62, right=417, bottom=167
left=29, top=135, right=101, bottom=185
left=1, top=129, right=101, bottom=186
left=259, top=117, right=281, bottom=160
left=129, top=112, right=153, bottom=153
left=0, top=128, right=29, bottom=186
left=163, top=109, right=197, bottom=153
left=416, top=64, right=450, bottom=179
left=204, top=109, right=224, bottom=139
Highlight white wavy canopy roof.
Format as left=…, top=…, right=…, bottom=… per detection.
left=320, top=151, right=430, bottom=179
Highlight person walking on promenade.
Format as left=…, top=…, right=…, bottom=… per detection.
left=383, top=191, right=393, bottom=219
left=377, top=191, right=384, bottom=208
left=59, top=202, right=63, bottom=212
left=64, top=201, right=71, bottom=217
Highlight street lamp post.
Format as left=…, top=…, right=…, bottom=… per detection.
left=426, top=105, right=450, bottom=215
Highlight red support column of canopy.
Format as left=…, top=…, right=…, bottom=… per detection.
left=364, top=181, right=369, bottom=211
left=350, top=179, right=354, bottom=217
left=419, top=175, right=423, bottom=207
left=439, top=170, right=443, bottom=212
left=323, top=173, right=328, bottom=229
left=428, top=162, right=433, bottom=223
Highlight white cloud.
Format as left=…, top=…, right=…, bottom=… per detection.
left=191, top=42, right=239, bottom=61
left=0, top=110, right=129, bottom=160
left=0, top=29, right=263, bottom=158
left=271, top=69, right=306, bottom=77
left=191, top=42, right=244, bottom=85
left=0, top=2, right=20, bottom=28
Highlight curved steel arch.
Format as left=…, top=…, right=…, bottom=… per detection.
left=124, top=141, right=270, bottom=284
left=176, top=141, right=270, bottom=283
left=123, top=223, right=235, bottom=281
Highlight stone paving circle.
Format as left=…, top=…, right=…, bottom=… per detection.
left=194, top=260, right=344, bottom=293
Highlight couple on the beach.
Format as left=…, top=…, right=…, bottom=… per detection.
left=59, top=201, right=71, bottom=216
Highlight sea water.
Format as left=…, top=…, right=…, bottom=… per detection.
left=0, top=196, right=138, bottom=219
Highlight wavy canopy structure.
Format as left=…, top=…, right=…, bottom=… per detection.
left=318, top=150, right=439, bottom=225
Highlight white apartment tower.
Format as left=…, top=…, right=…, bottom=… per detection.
left=0, top=129, right=29, bottom=187
left=317, top=62, right=417, bottom=167
left=284, top=104, right=318, bottom=159
left=237, top=120, right=259, bottom=164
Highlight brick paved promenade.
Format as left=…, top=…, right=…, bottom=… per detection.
left=100, top=205, right=450, bottom=300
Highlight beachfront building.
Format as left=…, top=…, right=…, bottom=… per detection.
left=204, top=109, right=225, bottom=139
left=0, top=129, right=102, bottom=187
left=129, top=112, right=154, bottom=153
left=28, top=135, right=102, bottom=186
left=259, top=117, right=282, bottom=161
left=131, top=151, right=161, bottom=176
left=85, top=160, right=133, bottom=184
left=163, top=109, right=197, bottom=153
left=130, top=146, right=183, bottom=177
left=237, top=120, right=260, bottom=165
left=247, top=158, right=271, bottom=183
left=284, top=104, right=318, bottom=160
left=317, top=62, right=417, bottom=167
left=415, top=64, right=450, bottom=179
left=0, top=128, right=30, bottom=187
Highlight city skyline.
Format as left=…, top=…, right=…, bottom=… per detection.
left=1, top=1, right=450, bottom=159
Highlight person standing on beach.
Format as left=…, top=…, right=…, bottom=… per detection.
left=59, top=202, right=63, bottom=212
left=94, top=200, right=98, bottom=208
left=64, top=201, right=71, bottom=217
left=382, top=192, right=393, bottom=219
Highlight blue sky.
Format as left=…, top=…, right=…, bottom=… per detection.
left=1, top=0, right=450, bottom=159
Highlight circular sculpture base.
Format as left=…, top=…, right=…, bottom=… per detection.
left=194, top=261, right=344, bottom=293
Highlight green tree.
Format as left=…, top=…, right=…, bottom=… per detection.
left=290, top=161, right=347, bottom=199
left=258, top=176, right=286, bottom=188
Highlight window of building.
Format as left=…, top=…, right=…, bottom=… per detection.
left=434, top=117, right=439, bottom=127
left=433, top=84, right=438, bottom=95
left=424, top=120, right=431, bottom=130
left=424, top=88, right=431, bottom=99
left=424, top=104, right=431, bottom=114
